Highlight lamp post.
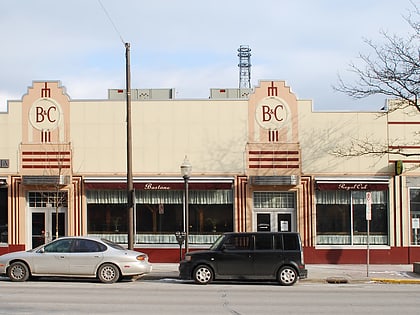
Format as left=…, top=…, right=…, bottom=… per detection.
left=180, top=156, right=192, bottom=254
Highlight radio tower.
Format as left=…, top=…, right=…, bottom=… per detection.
left=238, top=45, right=251, bottom=89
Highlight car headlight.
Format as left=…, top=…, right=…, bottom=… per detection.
left=184, top=255, right=192, bottom=262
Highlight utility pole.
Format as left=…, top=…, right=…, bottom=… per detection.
left=126, top=42, right=134, bottom=250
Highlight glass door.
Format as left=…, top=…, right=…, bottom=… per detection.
left=32, top=212, right=46, bottom=248
left=257, top=213, right=271, bottom=231
left=278, top=213, right=292, bottom=232
left=253, top=191, right=297, bottom=232
left=52, top=212, right=66, bottom=240
left=31, top=210, right=66, bottom=248
left=28, top=191, right=68, bottom=249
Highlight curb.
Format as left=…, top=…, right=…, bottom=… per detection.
left=295, top=277, right=420, bottom=284
left=371, top=278, right=420, bottom=284
left=141, top=276, right=420, bottom=284
left=142, top=274, right=420, bottom=284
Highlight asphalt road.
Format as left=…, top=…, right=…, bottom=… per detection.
left=1, top=278, right=420, bottom=314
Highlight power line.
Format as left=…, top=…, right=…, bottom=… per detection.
left=98, top=0, right=125, bottom=45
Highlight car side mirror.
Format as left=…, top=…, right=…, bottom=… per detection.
left=37, top=247, right=45, bottom=254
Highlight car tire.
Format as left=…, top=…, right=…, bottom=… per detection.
left=98, top=263, right=120, bottom=284
left=193, top=265, right=213, bottom=285
left=7, top=261, right=30, bottom=282
left=277, top=266, right=298, bottom=286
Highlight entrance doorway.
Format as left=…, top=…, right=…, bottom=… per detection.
left=31, top=210, right=66, bottom=248
left=28, top=191, right=68, bottom=249
left=253, top=191, right=297, bottom=232
left=256, top=212, right=295, bottom=232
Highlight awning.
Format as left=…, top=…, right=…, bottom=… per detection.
left=83, top=176, right=234, bottom=190
left=315, top=177, right=389, bottom=191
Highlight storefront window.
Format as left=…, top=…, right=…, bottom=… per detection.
left=86, top=189, right=233, bottom=244
left=409, top=188, right=420, bottom=245
left=316, top=190, right=388, bottom=245
left=0, top=188, right=7, bottom=243
left=28, top=191, right=68, bottom=208
left=254, top=192, right=295, bottom=208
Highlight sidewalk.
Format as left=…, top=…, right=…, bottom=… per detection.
left=305, top=264, right=420, bottom=284
left=143, top=263, right=420, bottom=284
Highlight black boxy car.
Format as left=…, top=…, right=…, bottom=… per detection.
left=179, top=232, right=307, bottom=285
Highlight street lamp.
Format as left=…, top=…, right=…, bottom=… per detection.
left=180, top=156, right=192, bottom=254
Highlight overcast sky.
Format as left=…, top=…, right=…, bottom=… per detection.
left=0, top=0, right=416, bottom=112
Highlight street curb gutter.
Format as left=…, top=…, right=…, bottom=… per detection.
left=302, top=278, right=420, bottom=284
left=371, top=278, right=420, bottom=284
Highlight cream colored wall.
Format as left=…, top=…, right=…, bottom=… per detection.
left=298, top=100, right=390, bottom=175
left=0, top=101, right=22, bottom=174
left=387, top=100, right=420, bottom=176
left=70, top=99, right=249, bottom=176
left=70, top=101, right=126, bottom=175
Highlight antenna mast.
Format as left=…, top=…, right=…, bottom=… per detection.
left=238, top=45, right=252, bottom=89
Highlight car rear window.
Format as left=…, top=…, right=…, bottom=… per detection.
left=283, top=234, right=299, bottom=250
left=273, top=234, right=300, bottom=250
left=101, top=238, right=126, bottom=250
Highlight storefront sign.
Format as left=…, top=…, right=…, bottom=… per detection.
left=29, top=98, right=63, bottom=131
left=338, top=183, right=368, bottom=191
left=316, top=183, right=388, bottom=191
left=144, top=183, right=170, bottom=190
left=84, top=181, right=233, bottom=190
left=255, top=96, right=290, bottom=130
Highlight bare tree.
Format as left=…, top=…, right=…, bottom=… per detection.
left=331, top=136, right=420, bottom=157
left=332, top=2, right=420, bottom=161
left=334, top=2, right=420, bottom=113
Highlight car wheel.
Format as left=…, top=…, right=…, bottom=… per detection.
left=278, top=266, right=298, bottom=286
left=7, top=261, right=30, bottom=282
left=98, top=263, right=120, bottom=284
left=193, top=265, right=213, bottom=285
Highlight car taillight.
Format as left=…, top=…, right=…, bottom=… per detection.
left=136, top=254, right=147, bottom=261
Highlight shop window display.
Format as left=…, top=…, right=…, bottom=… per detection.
left=0, top=189, right=7, bottom=243
left=316, top=190, right=388, bottom=245
left=86, top=189, right=233, bottom=244
left=410, top=188, right=420, bottom=245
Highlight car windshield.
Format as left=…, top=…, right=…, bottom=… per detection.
left=209, top=234, right=225, bottom=250
left=101, top=238, right=126, bottom=250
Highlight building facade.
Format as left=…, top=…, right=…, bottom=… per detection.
left=1, top=80, right=420, bottom=263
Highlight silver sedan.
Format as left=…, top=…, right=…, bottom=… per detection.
left=0, top=236, right=152, bottom=283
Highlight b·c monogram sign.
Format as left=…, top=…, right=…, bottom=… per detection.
left=29, top=98, right=62, bottom=131
left=255, top=96, right=289, bottom=130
